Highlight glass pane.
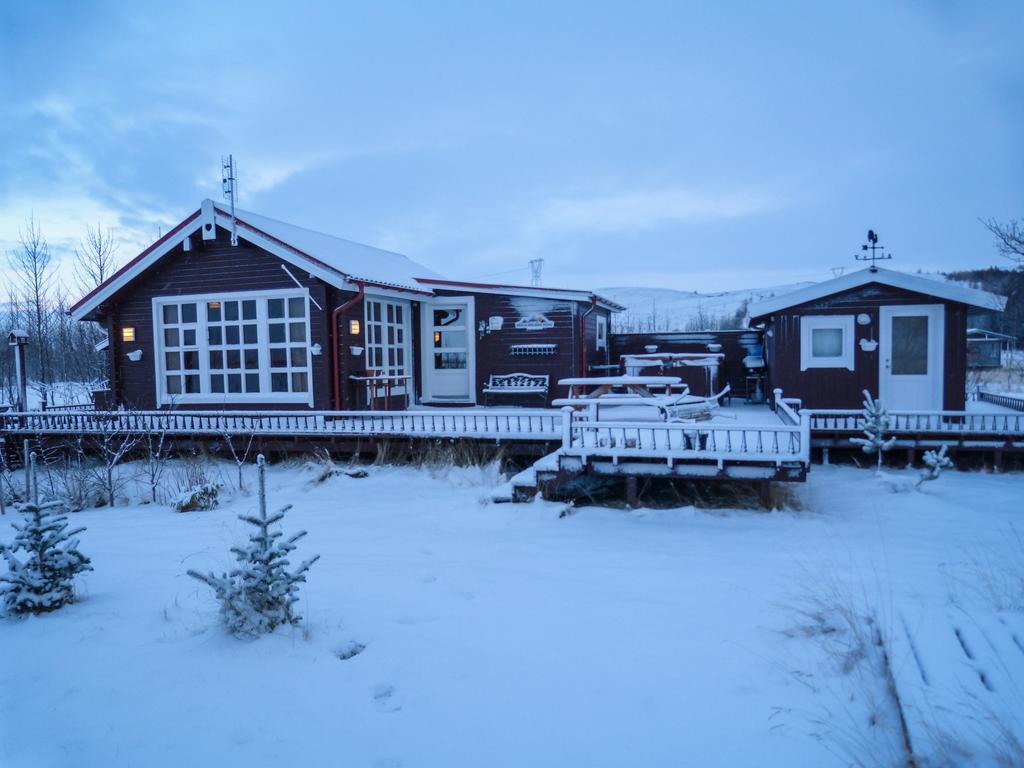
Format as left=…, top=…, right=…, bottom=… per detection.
left=224, top=301, right=239, bottom=321
left=242, top=300, right=256, bottom=320
left=162, top=305, right=178, bottom=324
left=164, top=328, right=179, bottom=347
left=181, top=304, right=197, bottom=323
left=209, top=350, right=223, bottom=369
left=210, top=375, right=225, bottom=393
left=184, top=374, right=200, bottom=393
left=207, top=302, right=221, bottom=322
left=289, top=322, right=306, bottom=342
left=435, top=352, right=467, bottom=370
left=226, top=350, right=240, bottom=369
left=433, top=308, right=462, bottom=327
left=288, top=297, right=305, bottom=318
left=228, top=373, right=242, bottom=393
left=271, top=372, right=288, bottom=392
left=245, top=373, right=260, bottom=392
left=183, top=329, right=196, bottom=346
left=225, top=325, right=240, bottom=345
left=166, top=376, right=181, bottom=394
left=892, top=315, right=928, bottom=375
left=386, top=304, right=394, bottom=323
left=435, top=330, right=467, bottom=349
left=268, top=299, right=285, bottom=319
left=244, top=349, right=259, bottom=369
left=811, top=328, right=843, bottom=358
left=208, top=326, right=222, bottom=345
left=291, top=372, right=308, bottom=392
left=290, top=347, right=306, bottom=366
left=243, top=324, right=257, bottom=344
left=165, top=352, right=180, bottom=371
left=183, top=351, right=199, bottom=370
left=269, top=323, right=286, bottom=343
left=270, top=348, right=287, bottom=367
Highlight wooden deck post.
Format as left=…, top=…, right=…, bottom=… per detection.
left=905, top=448, right=916, bottom=467
left=625, top=476, right=639, bottom=508
left=756, top=479, right=773, bottom=511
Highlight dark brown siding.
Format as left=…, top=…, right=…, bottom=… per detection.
left=611, top=330, right=762, bottom=397
left=759, top=283, right=968, bottom=410
left=431, top=289, right=588, bottom=406
left=100, top=225, right=331, bottom=410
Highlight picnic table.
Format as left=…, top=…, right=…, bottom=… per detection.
left=553, top=375, right=690, bottom=420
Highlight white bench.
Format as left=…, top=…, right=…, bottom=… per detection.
left=483, top=373, right=550, bottom=406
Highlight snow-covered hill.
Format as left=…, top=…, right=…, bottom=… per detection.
left=599, top=283, right=814, bottom=332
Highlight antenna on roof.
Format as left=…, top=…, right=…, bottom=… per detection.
left=855, top=229, right=892, bottom=272
left=829, top=266, right=846, bottom=278
left=221, top=154, right=238, bottom=247
left=529, top=258, right=544, bottom=287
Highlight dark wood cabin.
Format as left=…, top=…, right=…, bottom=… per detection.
left=748, top=268, right=1005, bottom=410
left=69, top=200, right=623, bottom=411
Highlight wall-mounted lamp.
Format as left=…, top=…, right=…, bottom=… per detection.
left=349, top=319, right=361, bottom=335
left=310, top=343, right=322, bottom=356
left=121, top=326, right=136, bottom=342
left=434, top=331, right=441, bottom=344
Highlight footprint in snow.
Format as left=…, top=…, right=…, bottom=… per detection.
left=373, top=684, right=403, bottom=713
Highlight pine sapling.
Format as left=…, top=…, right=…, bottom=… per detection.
left=916, top=444, right=953, bottom=489
left=188, top=454, right=319, bottom=636
left=850, top=390, right=896, bottom=472
left=0, top=500, right=93, bottom=615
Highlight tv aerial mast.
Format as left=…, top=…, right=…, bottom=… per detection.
left=855, top=229, right=891, bottom=272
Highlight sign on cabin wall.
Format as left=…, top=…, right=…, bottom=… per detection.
left=510, top=297, right=565, bottom=331
left=515, top=313, right=555, bottom=330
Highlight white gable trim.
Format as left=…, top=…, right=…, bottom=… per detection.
left=748, top=268, right=1006, bottom=318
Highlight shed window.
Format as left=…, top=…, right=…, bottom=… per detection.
left=596, top=315, right=608, bottom=351
left=153, top=290, right=312, bottom=404
left=800, top=315, right=855, bottom=371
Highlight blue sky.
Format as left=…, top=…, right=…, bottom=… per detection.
left=1, top=1, right=1022, bottom=294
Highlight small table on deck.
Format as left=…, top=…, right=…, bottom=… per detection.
left=349, top=373, right=412, bottom=410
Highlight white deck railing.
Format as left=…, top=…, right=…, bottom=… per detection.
left=0, top=409, right=562, bottom=440
left=561, top=408, right=810, bottom=464
left=808, top=409, right=1024, bottom=436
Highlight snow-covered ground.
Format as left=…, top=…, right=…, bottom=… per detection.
left=1, top=461, right=1022, bottom=767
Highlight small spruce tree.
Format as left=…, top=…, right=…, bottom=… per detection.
left=851, top=390, right=897, bottom=472
left=188, top=455, right=319, bottom=636
left=916, top=444, right=953, bottom=489
left=0, top=500, right=93, bottom=615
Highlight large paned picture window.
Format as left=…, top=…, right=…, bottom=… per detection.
left=153, top=290, right=312, bottom=404
left=800, top=314, right=855, bottom=371
left=364, top=298, right=410, bottom=396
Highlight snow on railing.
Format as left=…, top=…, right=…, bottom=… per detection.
left=773, top=388, right=802, bottom=426
left=807, top=409, right=1024, bottom=436
left=560, top=407, right=809, bottom=464
left=978, top=391, right=1024, bottom=413
left=0, top=409, right=562, bottom=440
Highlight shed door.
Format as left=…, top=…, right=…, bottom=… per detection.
left=879, top=305, right=944, bottom=410
left=422, top=299, right=475, bottom=402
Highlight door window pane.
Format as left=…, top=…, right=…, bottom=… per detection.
left=435, top=352, right=467, bottom=370
left=892, top=315, right=928, bottom=375
left=811, top=328, right=843, bottom=357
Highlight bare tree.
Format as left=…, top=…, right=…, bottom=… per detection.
left=90, top=418, right=140, bottom=506
left=982, top=218, right=1024, bottom=268
left=7, top=216, right=56, bottom=387
left=73, top=223, right=120, bottom=294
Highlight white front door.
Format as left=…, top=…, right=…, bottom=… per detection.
left=879, top=304, right=944, bottom=410
left=421, top=298, right=475, bottom=402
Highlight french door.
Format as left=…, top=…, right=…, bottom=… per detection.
left=879, top=305, right=944, bottom=410
left=364, top=298, right=411, bottom=400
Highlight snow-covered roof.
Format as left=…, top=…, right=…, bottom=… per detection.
left=748, top=267, right=1006, bottom=319
left=225, top=205, right=442, bottom=291
left=70, top=199, right=621, bottom=321
left=415, top=278, right=626, bottom=312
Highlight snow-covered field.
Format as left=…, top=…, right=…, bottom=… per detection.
left=1, top=461, right=1022, bottom=767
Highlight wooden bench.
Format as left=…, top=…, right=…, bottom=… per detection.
left=483, top=373, right=549, bottom=406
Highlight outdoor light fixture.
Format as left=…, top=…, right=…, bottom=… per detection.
left=349, top=319, right=361, bottom=335
left=434, top=331, right=441, bottom=344
left=121, top=326, right=136, bottom=342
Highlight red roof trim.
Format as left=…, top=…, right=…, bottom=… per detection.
left=414, top=277, right=625, bottom=310
left=69, top=209, right=203, bottom=315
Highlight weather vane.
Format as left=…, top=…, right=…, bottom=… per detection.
left=855, top=229, right=892, bottom=272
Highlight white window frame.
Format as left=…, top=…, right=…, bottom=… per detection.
left=151, top=288, right=314, bottom=406
left=363, top=296, right=412, bottom=399
left=595, top=315, right=608, bottom=351
left=800, top=314, right=855, bottom=371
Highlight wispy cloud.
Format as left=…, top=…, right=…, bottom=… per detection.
left=532, top=186, right=784, bottom=236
